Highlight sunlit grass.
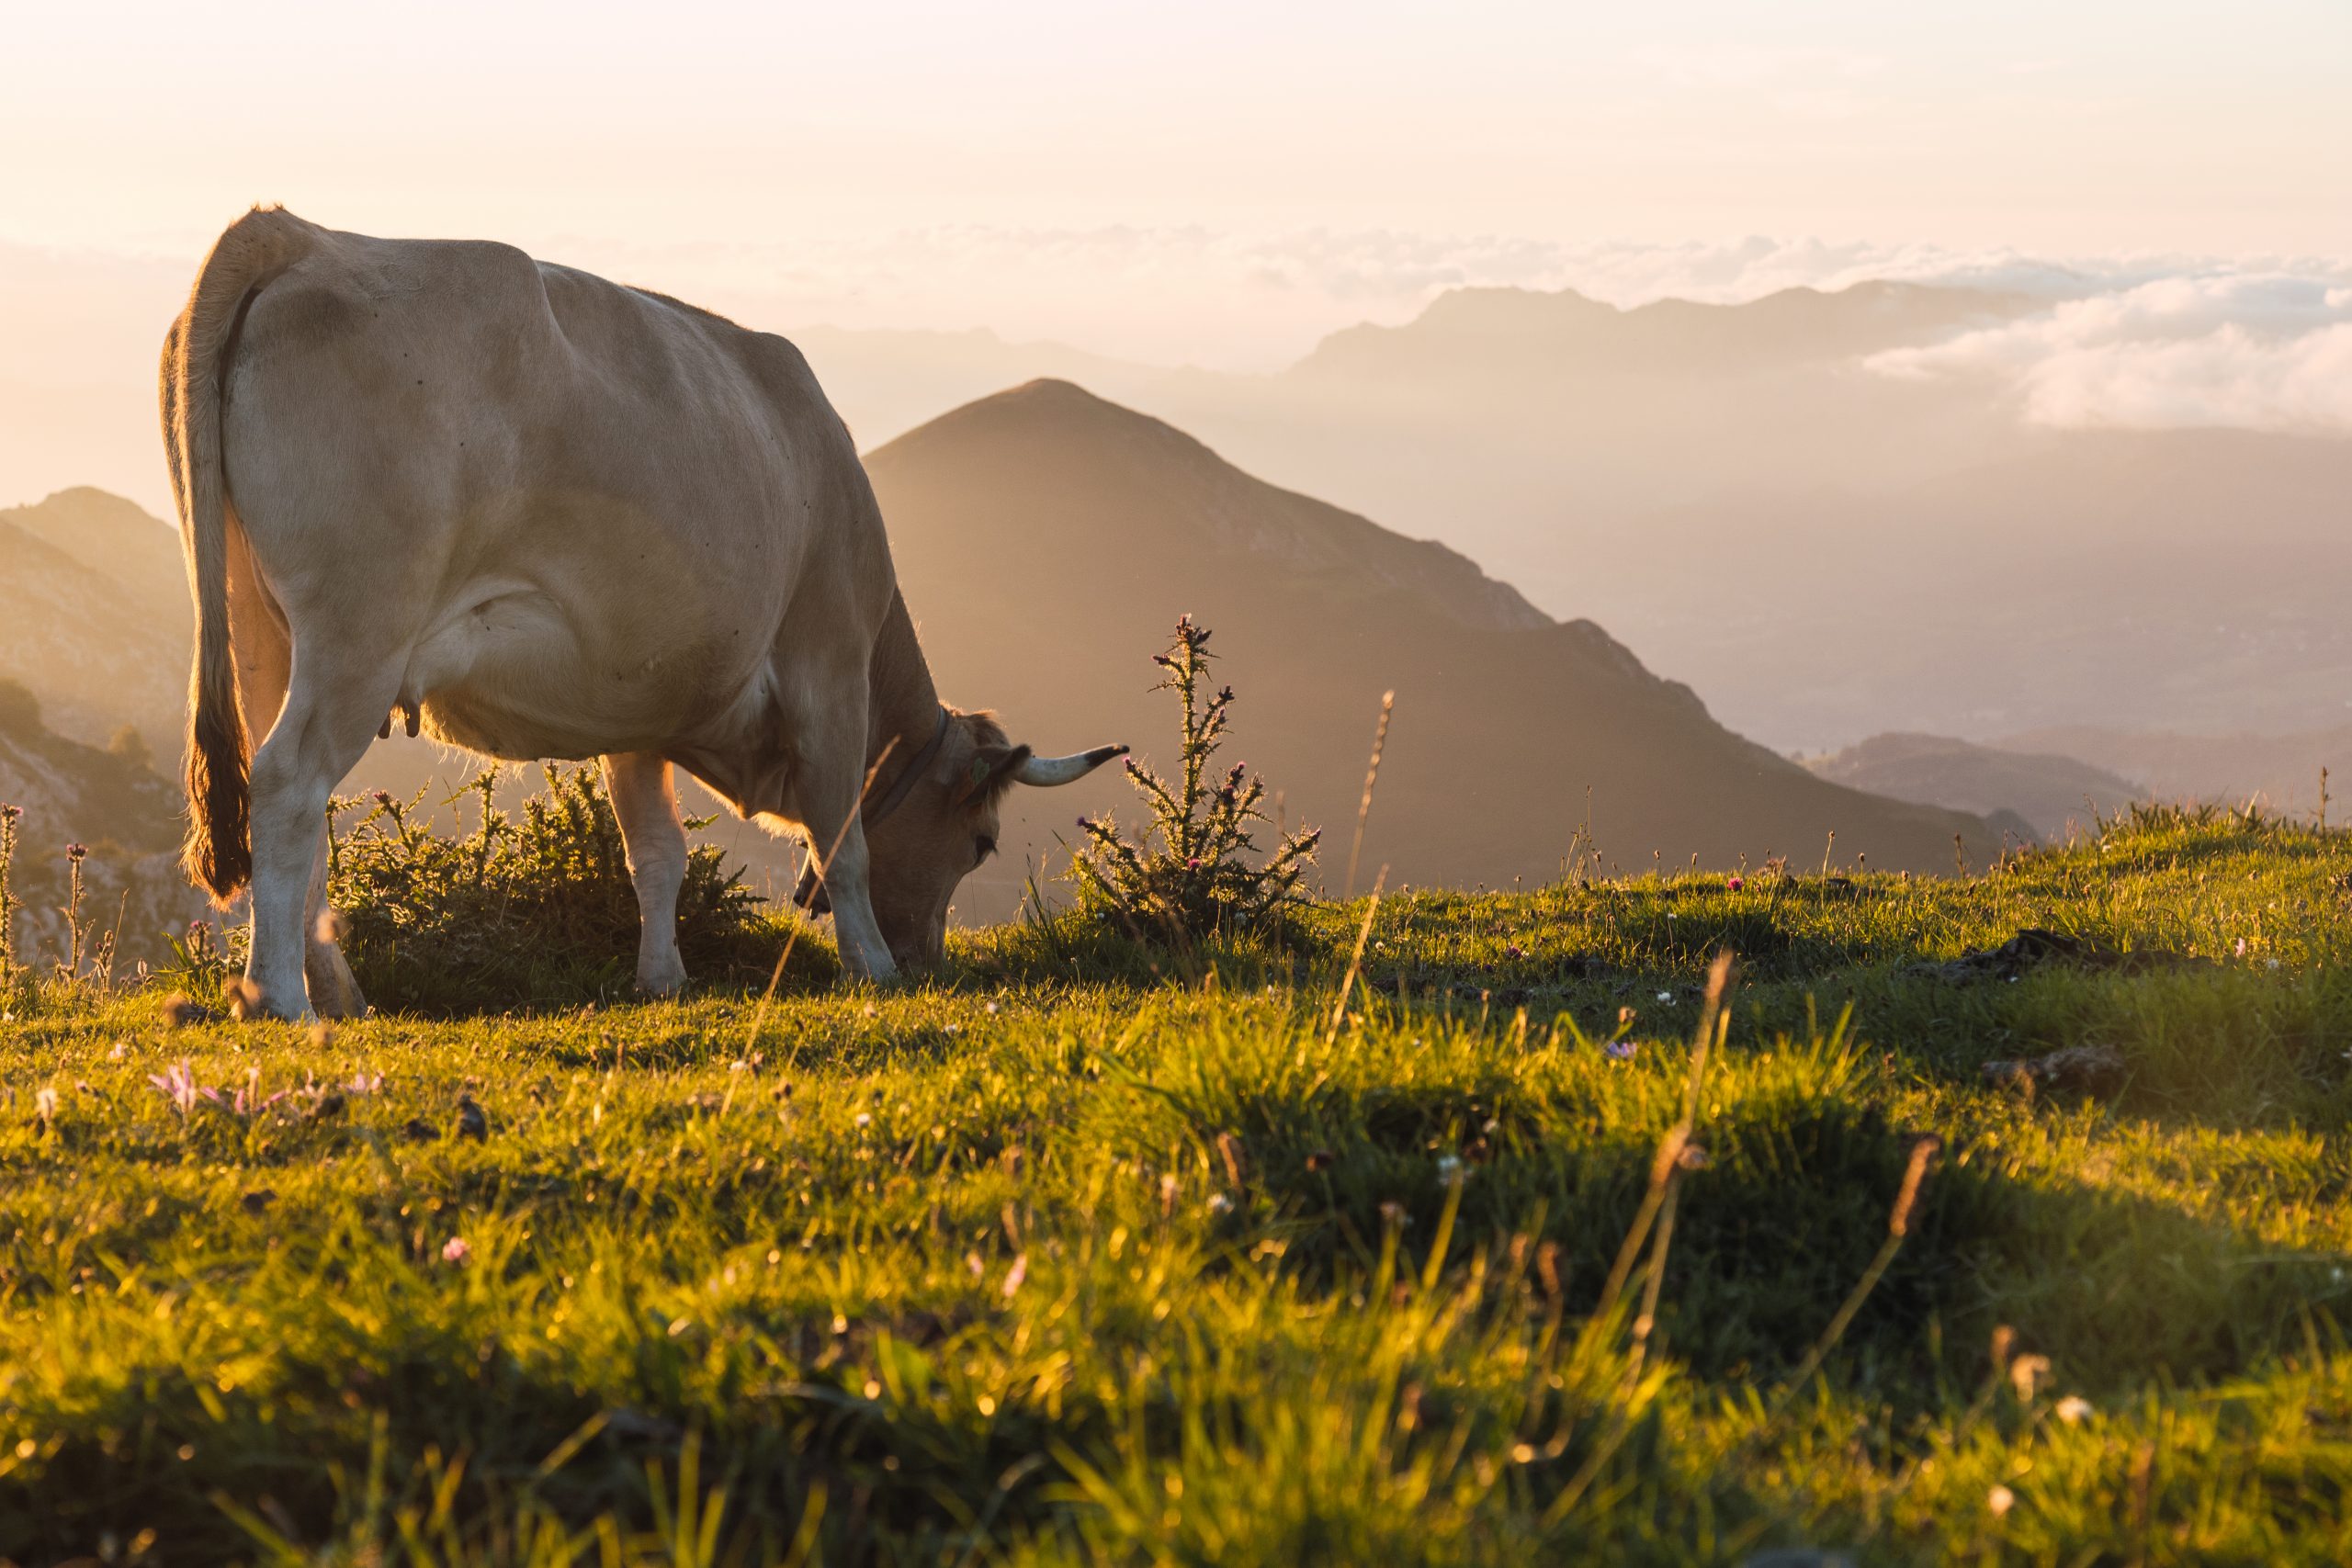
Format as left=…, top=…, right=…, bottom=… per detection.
left=3, top=804, right=2350, bottom=1562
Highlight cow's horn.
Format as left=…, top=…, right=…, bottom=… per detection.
left=1014, top=744, right=1127, bottom=787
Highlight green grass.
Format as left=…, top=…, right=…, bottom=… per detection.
left=5, top=805, right=2352, bottom=1563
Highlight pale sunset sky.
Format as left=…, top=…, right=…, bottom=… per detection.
left=4, top=0, right=2348, bottom=508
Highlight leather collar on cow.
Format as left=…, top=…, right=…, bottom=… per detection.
left=862, top=705, right=953, bottom=829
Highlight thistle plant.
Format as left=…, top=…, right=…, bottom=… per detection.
left=0, top=803, right=19, bottom=988
left=1072, top=615, right=1319, bottom=941
left=60, top=840, right=87, bottom=981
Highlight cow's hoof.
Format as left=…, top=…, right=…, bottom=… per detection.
left=307, top=952, right=368, bottom=1020
left=635, top=954, right=690, bottom=997
left=229, top=976, right=311, bottom=1022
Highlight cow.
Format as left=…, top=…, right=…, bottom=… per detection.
left=159, top=207, right=1123, bottom=1020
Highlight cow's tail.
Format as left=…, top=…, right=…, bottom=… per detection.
left=161, top=205, right=313, bottom=904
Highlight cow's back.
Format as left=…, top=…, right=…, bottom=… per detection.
left=220, top=220, right=893, bottom=759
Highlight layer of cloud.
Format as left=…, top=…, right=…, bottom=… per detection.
left=565, top=226, right=2352, bottom=372
left=1870, top=272, right=2352, bottom=434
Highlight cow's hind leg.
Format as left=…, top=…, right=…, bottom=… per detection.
left=242, top=655, right=398, bottom=1021
left=604, top=752, right=690, bottom=996
left=302, top=822, right=367, bottom=1018
left=228, top=530, right=369, bottom=1020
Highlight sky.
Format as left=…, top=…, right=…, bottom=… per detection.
left=4, top=0, right=2350, bottom=510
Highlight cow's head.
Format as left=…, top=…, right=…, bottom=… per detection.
left=795, top=708, right=1124, bottom=967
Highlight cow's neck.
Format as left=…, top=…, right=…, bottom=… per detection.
left=868, top=589, right=942, bottom=768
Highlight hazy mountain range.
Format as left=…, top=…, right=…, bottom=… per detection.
left=788, top=281, right=2352, bottom=753
left=0, top=489, right=190, bottom=756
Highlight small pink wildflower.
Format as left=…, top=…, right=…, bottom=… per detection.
left=1726, top=875, right=1744, bottom=892
left=63, top=842, right=86, bottom=862
left=1605, top=1041, right=1638, bottom=1061
left=441, top=1236, right=471, bottom=1264
left=149, top=1060, right=204, bottom=1116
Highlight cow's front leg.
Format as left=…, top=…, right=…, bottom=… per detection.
left=791, top=732, right=897, bottom=980
left=802, top=807, right=896, bottom=982
left=604, top=751, right=690, bottom=996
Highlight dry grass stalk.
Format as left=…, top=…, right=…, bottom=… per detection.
left=1343, top=690, right=1395, bottom=899
left=1324, top=864, right=1388, bottom=1045
left=1772, top=1132, right=1945, bottom=1413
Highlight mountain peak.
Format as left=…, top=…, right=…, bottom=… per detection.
left=872, top=380, right=1550, bottom=635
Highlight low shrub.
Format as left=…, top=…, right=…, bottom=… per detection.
left=327, top=766, right=785, bottom=1012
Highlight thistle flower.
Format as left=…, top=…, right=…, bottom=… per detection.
left=1726, top=874, right=1744, bottom=891
left=64, top=842, right=85, bottom=862
left=0, top=803, right=19, bottom=821
left=369, top=790, right=394, bottom=807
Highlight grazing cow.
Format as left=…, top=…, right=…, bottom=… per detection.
left=159, top=207, right=1122, bottom=1019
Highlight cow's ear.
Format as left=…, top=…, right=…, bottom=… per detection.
left=957, top=743, right=1034, bottom=807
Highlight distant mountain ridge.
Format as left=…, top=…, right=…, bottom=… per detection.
left=1999, top=726, right=2352, bottom=818
left=1807, top=732, right=2144, bottom=843
left=0, top=676, right=195, bottom=968
left=1295, top=280, right=2033, bottom=379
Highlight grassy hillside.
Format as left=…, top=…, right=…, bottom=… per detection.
left=3, top=799, right=2350, bottom=1562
